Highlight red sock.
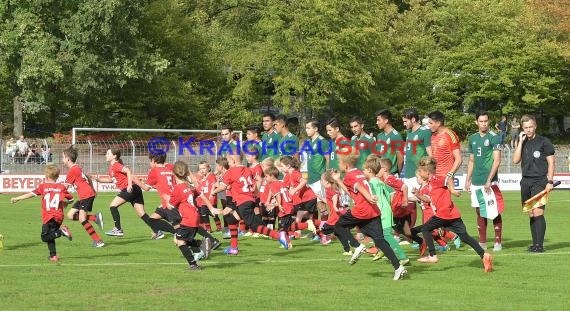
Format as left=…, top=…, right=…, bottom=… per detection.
left=255, top=226, right=279, bottom=240
left=229, top=224, right=239, bottom=248
left=476, top=208, right=487, bottom=243
left=291, top=222, right=308, bottom=231
left=239, top=220, right=246, bottom=232
left=87, top=214, right=97, bottom=222
left=493, top=214, right=503, bottom=244
left=442, top=230, right=456, bottom=241
left=433, top=231, right=447, bottom=247
left=81, top=220, right=101, bottom=242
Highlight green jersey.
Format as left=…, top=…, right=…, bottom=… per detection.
left=376, top=128, right=403, bottom=175
left=306, top=135, right=329, bottom=184
left=279, top=132, right=299, bottom=157
left=468, top=131, right=501, bottom=185
left=261, top=130, right=281, bottom=160
left=329, top=136, right=347, bottom=170
left=368, top=178, right=395, bottom=229
left=219, top=140, right=238, bottom=158
left=351, top=133, right=375, bottom=170
left=404, top=127, right=431, bottom=178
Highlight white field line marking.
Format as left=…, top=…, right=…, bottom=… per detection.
left=1, top=251, right=570, bottom=268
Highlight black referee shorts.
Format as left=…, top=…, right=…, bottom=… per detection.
left=521, top=176, right=548, bottom=209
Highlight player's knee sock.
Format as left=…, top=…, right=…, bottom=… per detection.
left=151, top=218, right=175, bottom=233
left=476, top=208, right=488, bottom=243
left=140, top=214, right=159, bottom=233
left=290, top=222, right=308, bottom=231
left=81, top=220, right=101, bottom=242
left=228, top=224, right=239, bottom=248
left=535, top=215, right=546, bottom=247
left=87, top=214, right=96, bottom=222
left=46, top=241, right=57, bottom=257
left=197, top=227, right=215, bottom=240
left=178, top=244, right=196, bottom=265
left=213, top=215, right=222, bottom=230
left=253, top=225, right=279, bottom=240
left=442, top=230, right=457, bottom=241
left=373, top=237, right=400, bottom=269
left=493, top=214, right=503, bottom=244
left=434, top=234, right=447, bottom=247
left=529, top=217, right=537, bottom=246
left=110, top=206, right=121, bottom=230
left=457, top=232, right=485, bottom=258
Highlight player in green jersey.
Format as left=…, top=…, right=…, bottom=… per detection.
left=326, top=117, right=351, bottom=208
left=275, top=115, right=300, bottom=162
left=465, top=111, right=503, bottom=251
left=261, top=112, right=281, bottom=161
left=349, top=116, right=375, bottom=171
left=305, top=119, right=330, bottom=221
left=375, top=109, right=404, bottom=175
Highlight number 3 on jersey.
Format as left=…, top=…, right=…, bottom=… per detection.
left=238, top=176, right=253, bottom=192
left=43, top=193, right=61, bottom=211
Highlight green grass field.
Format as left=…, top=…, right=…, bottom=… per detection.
left=1, top=191, right=569, bottom=311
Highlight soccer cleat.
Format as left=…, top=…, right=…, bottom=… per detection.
left=193, top=250, right=205, bottom=261
left=211, top=239, right=221, bottom=251
left=393, top=265, right=408, bottom=281
left=278, top=231, right=289, bottom=250
left=435, top=245, right=450, bottom=252
left=93, top=240, right=105, bottom=248
left=222, top=228, right=230, bottom=239
left=189, top=262, right=202, bottom=271
left=320, top=236, right=332, bottom=245
left=372, top=251, right=385, bottom=261
left=417, top=255, right=439, bottom=263
left=251, top=233, right=260, bottom=238
left=531, top=246, right=545, bottom=253
left=366, top=246, right=379, bottom=255
left=349, top=244, right=366, bottom=265
left=410, top=242, right=420, bottom=250
left=151, top=230, right=165, bottom=240
left=105, top=227, right=124, bottom=237
left=60, top=225, right=73, bottom=241
left=48, top=255, right=59, bottom=262
left=306, top=219, right=317, bottom=234
left=527, top=245, right=537, bottom=252
left=398, top=240, right=410, bottom=246
left=479, top=242, right=487, bottom=250
left=453, top=236, right=462, bottom=249
left=201, top=237, right=212, bottom=260
left=399, top=258, right=410, bottom=266
left=312, top=235, right=321, bottom=242
left=222, top=247, right=239, bottom=255
left=95, top=212, right=104, bottom=231
left=342, top=250, right=353, bottom=256
left=483, top=253, right=493, bottom=272
left=493, top=243, right=502, bottom=252
left=419, top=241, right=427, bottom=257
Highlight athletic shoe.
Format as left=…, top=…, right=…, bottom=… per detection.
left=453, top=236, right=461, bottom=249
left=531, top=246, right=545, bottom=253
left=243, top=231, right=253, bottom=237
left=419, top=241, right=427, bottom=256
left=312, top=235, right=320, bottom=242
left=417, top=255, right=439, bottom=263
left=399, top=258, right=410, bottom=266
left=48, top=255, right=59, bottom=262
left=211, top=239, right=221, bottom=251
left=106, top=227, right=124, bottom=237
left=93, top=240, right=105, bottom=248
left=201, top=237, right=212, bottom=260
left=372, top=251, right=385, bottom=261
left=410, top=242, right=420, bottom=250
left=222, top=247, right=239, bottom=255
left=349, top=244, right=366, bottom=265
left=94, top=212, right=104, bottom=231
left=306, top=219, right=317, bottom=234
left=366, top=246, right=379, bottom=255
left=193, top=250, right=205, bottom=261
left=60, top=225, right=73, bottom=241
left=527, top=245, right=537, bottom=252
left=251, top=233, right=260, bottom=238
left=398, top=240, right=410, bottom=245
left=222, top=228, right=230, bottom=239
left=238, top=230, right=246, bottom=237
left=342, top=250, right=353, bottom=256
left=189, top=262, right=202, bottom=271
left=493, top=243, right=502, bottom=252
left=393, top=265, right=408, bottom=281
left=151, top=230, right=165, bottom=240
left=479, top=242, right=487, bottom=250
left=435, top=245, right=450, bottom=252
left=483, top=253, right=493, bottom=272
left=278, top=231, right=289, bottom=250
left=320, top=236, right=332, bottom=245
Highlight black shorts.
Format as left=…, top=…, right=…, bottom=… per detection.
left=41, top=218, right=62, bottom=240
left=521, top=177, right=548, bottom=209
left=117, top=184, right=144, bottom=205
left=294, top=198, right=317, bottom=214
left=236, top=201, right=260, bottom=227
left=226, top=196, right=237, bottom=210
left=335, top=210, right=382, bottom=241
left=154, top=207, right=182, bottom=226
left=260, top=204, right=276, bottom=219
left=321, top=222, right=336, bottom=235
left=393, top=215, right=412, bottom=234
left=278, top=215, right=295, bottom=232
left=72, top=196, right=95, bottom=212
left=175, top=226, right=198, bottom=242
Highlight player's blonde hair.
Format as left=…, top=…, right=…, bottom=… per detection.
left=261, top=157, right=274, bottom=167
left=45, top=164, right=60, bottom=180
left=417, top=156, right=437, bottom=174
left=264, top=166, right=280, bottom=178
left=173, top=161, right=190, bottom=180
left=339, top=152, right=358, bottom=168
left=364, top=155, right=382, bottom=175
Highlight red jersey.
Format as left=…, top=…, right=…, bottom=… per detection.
left=196, top=172, right=217, bottom=207
left=427, top=175, right=461, bottom=219
left=431, top=128, right=460, bottom=177
left=249, top=163, right=263, bottom=180
left=325, top=187, right=341, bottom=225
left=418, top=185, right=435, bottom=222
left=259, top=178, right=270, bottom=205
left=65, top=164, right=95, bottom=200
left=32, top=182, right=73, bottom=224
left=343, top=168, right=380, bottom=219
left=109, top=161, right=129, bottom=190
left=283, top=170, right=316, bottom=205
left=268, top=180, right=294, bottom=217
left=146, top=164, right=174, bottom=208
left=382, top=175, right=410, bottom=218
left=221, top=166, right=255, bottom=206
left=169, top=183, right=200, bottom=227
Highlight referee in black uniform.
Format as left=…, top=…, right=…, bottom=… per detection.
left=512, top=114, right=555, bottom=253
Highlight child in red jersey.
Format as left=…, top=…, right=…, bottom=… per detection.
left=264, top=165, right=295, bottom=248
left=244, top=152, right=264, bottom=237
left=331, top=153, right=407, bottom=280
left=211, top=155, right=289, bottom=255
left=11, top=164, right=74, bottom=261
left=170, top=161, right=219, bottom=271
left=280, top=156, right=318, bottom=233
left=259, top=158, right=276, bottom=230
left=92, top=148, right=161, bottom=238
left=413, top=156, right=492, bottom=272
left=135, top=153, right=178, bottom=239
left=194, top=160, right=222, bottom=233
left=62, top=146, right=104, bottom=248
